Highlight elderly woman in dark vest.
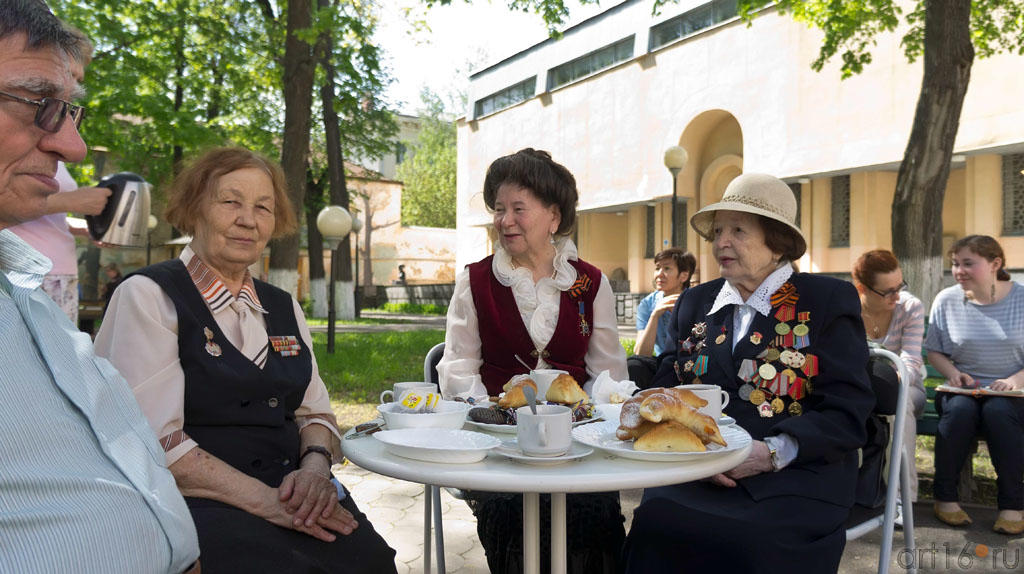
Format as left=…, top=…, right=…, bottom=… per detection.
left=438, top=148, right=628, bottom=573
left=95, top=148, right=396, bottom=573
left=622, top=174, right=875, bottom=574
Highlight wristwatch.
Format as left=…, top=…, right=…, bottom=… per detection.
left=300, top=445, right=333, bottom=467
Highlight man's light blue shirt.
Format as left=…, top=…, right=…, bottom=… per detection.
left=636, top=290, right=672, bottom=356
left=0, top=230, right=199, bottom=573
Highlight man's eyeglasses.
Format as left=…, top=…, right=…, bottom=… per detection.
left=868, top=280, right=907, bottom=298
left=0, top=90, right=84, bottom=133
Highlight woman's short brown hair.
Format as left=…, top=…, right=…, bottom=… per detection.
left=949, top=234, right=1011, bottom=281
left=853, top=249, right=901, bottom=289
left=482, top=148, right=578, bottom=236
left=758, top=215, right=805, bottom=262
left=654, top=248, right=697, bottom=289
left=164, top=147, right=297, bottom=238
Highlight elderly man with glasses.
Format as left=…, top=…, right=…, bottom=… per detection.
left=0, top=2, right=200, bottom=573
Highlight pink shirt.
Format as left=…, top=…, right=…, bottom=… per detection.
left=9, top=163, right=79, bottom=275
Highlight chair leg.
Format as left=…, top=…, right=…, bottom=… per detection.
left=424, top=484, right=432, bottom=574
left=433, top=485, right=446, bottom=573
left=899, top=448, right=917, bottom=574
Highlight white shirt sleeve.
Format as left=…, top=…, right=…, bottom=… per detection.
left=436, top=268, right=490, bottom=401
left=583, top=273, right=629, bottom=385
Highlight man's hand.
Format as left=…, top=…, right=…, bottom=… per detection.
left=990, top=373, right=1024, bottom=392
left=947, top=372, right=976, bottom=388
left=50, top=186, right=111, bottom=216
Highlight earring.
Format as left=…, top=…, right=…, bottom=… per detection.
left=549, top=233, right=555, bottom=245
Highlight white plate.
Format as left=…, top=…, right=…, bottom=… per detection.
left=466, top=415, right=602, bottom=434
left=492, top=440, right=594, bottom=466
left=373, top=428, right=501, bottom=464
left=571, top=420, right=751, bottom=462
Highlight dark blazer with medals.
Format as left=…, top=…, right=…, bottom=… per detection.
left=651, top=272, right=875, bottom=508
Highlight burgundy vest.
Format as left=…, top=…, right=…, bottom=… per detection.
left=468, top=255, right=602, bottom=395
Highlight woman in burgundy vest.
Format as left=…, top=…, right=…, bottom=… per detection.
left=437, top=149, right=628, bottom=574
left=96, top=148, right=395, bottom=573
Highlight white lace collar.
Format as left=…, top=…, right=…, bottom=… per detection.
left=491, top=236, right=578, bottom=291
left=709, top=264, right=794, bottom=317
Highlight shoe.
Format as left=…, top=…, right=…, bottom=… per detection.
left=993, top=518, right=1024, bottom=535
left=934, top=504, right=972, bottom=526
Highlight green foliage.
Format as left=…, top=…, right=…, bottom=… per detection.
left=620, top=338, right=636, bottom=356
left=395, top=89, right=457, bottom=228
left=312, top=329, right=445, bottom=401
left=372, top=302, right=449, bottom=315
left=731, top=0, right=1024, bottom=78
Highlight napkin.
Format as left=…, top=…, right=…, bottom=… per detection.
left=587, top=370, right=639, bottom=405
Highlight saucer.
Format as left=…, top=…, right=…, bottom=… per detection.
left=719, top=415, right=736, bottom=426
left=493, top=440, right=594, bottom=466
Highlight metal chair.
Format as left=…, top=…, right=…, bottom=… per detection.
left=422, top=342, right=447, bottom=573
left=845, top=347, right=917, bottom=574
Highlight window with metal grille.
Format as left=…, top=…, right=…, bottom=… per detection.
left=645, top=205, right=656, bottom=258
left=1003, top=153, right=1024, bottom=235
left=830, top=175, right=850, bottom=247
left=547, top=36, right=634, bottom=91
left=648, top=0, right=739, bottom=51
left=788, top=182, right=802, bottom=228
left=473, top=77, right=536, bottom=118
left=673, top=200, right=688, bottom=251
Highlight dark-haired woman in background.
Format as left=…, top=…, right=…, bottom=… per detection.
left=437, top=148, right=627, bottom=573
left=852, top=249, right=925, bottom=506
left=925, top=235, right=1024, bottom=534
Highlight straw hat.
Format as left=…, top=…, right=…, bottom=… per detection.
left=689, top=173, right=806, bottom=259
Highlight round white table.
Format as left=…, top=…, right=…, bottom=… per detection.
left=343, top=424, right=752, bottom=574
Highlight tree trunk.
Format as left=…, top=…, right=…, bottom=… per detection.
left=305, top=169, right=327, bottom=317
left=891, top=0, right=974, bottom=309
left=268, top=0, right=315, bottom=296
left=318, top=0, right=355, bottom=318
left=361, top=193, right=374, bottom=294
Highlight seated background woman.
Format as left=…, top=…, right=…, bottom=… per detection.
left=95, top=148, right=396, bottom=573
left=852, top=249, right=925, bottom=504
left=437, top=148, right=628, bottom=573
left=626, top=247, right=696, bottom=388
left=623, top=174, right=875, bottom=573
left=925, top=234, right=1024, bottom=535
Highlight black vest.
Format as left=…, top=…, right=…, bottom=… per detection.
left=134, top=260, right=312, bottom=490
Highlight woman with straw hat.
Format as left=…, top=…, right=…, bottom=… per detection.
left=622, top=173, right=875, bottom=573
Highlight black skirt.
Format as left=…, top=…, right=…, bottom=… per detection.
left=465, top=490, right=625, bottom=574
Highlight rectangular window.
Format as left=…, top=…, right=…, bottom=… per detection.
left=648, top=0, right=739, bottom=51
left=788, top=182, right=802, bottom=229
left=673, top=200, right=688, bottom=251
left=1003, top=153, right=1024, bottom=235
left=473, top=76, right=536, bottom=118
left=546, top=36, right=634, bottom=91
left=645, top=205, right=656, bottom=258
left=830, top=175, right=850, bottom=247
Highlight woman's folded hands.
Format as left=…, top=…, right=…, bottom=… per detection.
left=256, top=468, right=358, bottom=542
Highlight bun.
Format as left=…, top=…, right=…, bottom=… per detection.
left=616, top=419, right=657, bottom=441
left=545, top=374, right=589, bottom=404
left=498, top=379, right=537, bottom=409
left=633, top=421, right=706, bottom=452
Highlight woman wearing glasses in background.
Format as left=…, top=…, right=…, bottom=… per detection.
left=853, top=250, right=925, bottom=511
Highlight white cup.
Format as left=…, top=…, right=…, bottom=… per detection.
left=380, top=382, right=437, bottom=404
left=529, top=369, right=569, bottom=401
left=516, top=404, right=572, bottom=457
left=680, top=383, right=730, bottom=420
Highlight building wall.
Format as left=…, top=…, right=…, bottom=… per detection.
left=456, top=0, right=1024, bottom=288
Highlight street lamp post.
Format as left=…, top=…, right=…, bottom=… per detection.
left=663, top=145, right=689, bottom=247
left=146, top=214, right=158, bottom=265
left=316, top=205, right=353, bottom=354
left=350, top=215, right=363, bottom=319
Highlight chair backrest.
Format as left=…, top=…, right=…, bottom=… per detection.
left=424, top=342, right=445, bottom=387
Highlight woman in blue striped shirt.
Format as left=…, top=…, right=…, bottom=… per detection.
left=925, top=235, right=1024, bottom=535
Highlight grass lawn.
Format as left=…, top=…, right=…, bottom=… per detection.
left=314, top=330, right=444, bottom=430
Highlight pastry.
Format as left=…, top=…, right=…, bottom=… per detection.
left=633, top=421, right=706, bottom=452
left=545, top=374, right=589, bottom=404
left=497, top=379, right=537, bottom=409
left=638, top=393, right=726, bottom=447
left=616, top=419, right=657, bottom=441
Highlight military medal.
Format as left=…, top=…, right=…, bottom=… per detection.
left=683, top=360, right=695, bottom=372
left=764, top=348, right=781, bottom=362
left=693, top=355, right=709, bottom=377
left=749, top=331, right=762, bottom=345
left=789, top=351, right=806, bottom=369
left=749, top=389, right=766, bottom=405
left=692, top=322, right=707, bottom=339
left=770, top=282, right=799, bottom=307
left=578, top=302, right=591, bottom=336
left=788, top=402, right=803, bottom=416
left=203, top=326, right=222, bottom=357
left=715, top=333, right=727, bottom=345
left=758, top=363, right=777, bottom=380
left=793, top=311, right=811, bottom=348
left=269, top=335, right=301, bottom=357
left=758, top=402, right=774, bottom=418
left=738, top=383, right=754, bottom=401
left=774, top=322, right=791, bottom=336
left=771, top=397, right=785, bottom=414
left=737, top=359, right=758, bottom=382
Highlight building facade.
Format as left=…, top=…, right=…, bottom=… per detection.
left=455, top=0, right=1024, bottom=293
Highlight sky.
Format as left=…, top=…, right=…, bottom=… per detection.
left=374, top=0, right=608, bottom=116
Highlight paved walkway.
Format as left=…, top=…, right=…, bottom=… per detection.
left=334, top=457, right=1024, bottom=573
